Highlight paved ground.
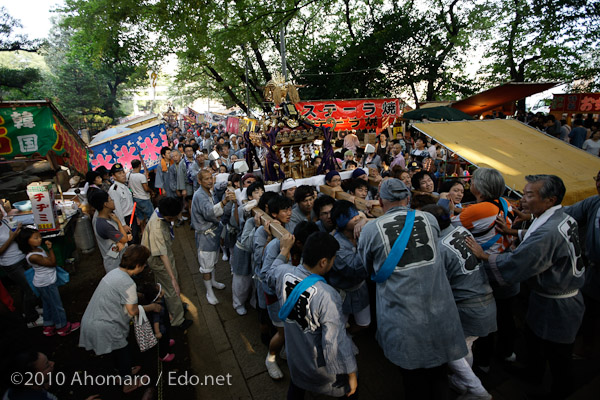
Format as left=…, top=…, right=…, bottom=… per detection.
left=2, top=221, right=598, bottom=399
left=170, top=223, right=600, bottom=400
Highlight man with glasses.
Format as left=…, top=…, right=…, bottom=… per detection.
left=313, top=195, right=336, bottom=233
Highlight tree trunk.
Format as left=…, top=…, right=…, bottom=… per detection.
left=205, top=65, right=249, bottom=114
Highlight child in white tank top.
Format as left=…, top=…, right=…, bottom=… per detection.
left=17, top=227, right=80, bottom=337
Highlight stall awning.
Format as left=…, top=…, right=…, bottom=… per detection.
left=412, top=119, right=600, bottom=205
left=451, top=82, right=559, bottom=115
left=0, top=100, right=89, bottom=172
left=89, top=120, right=168, bottom=171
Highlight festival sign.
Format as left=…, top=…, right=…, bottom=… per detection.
left=295, top=98, right=401, bottom=131
left=89, top=121, right=168, bottom=171
left=550, top=93, right=600, bottom=113
left=0, top=103, right=89, bottom=172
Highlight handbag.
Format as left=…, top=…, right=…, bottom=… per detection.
left=55, top=267, right=70, bottom=286
left=24, top=266, right=69, bottom=297
left=134, top=305, right=158, bottom=352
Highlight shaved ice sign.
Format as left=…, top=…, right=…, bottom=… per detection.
left=89, top=123, right=168, bottom=171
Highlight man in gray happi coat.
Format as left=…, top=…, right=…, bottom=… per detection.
left=467, top=174, right=585, bottom=399
left=358, top=179, right=466, bottom=400
left=564, top=169, right=600, bottom=355
left=267, top=231, right=358, bottom=398
left=424, top=204, right=496, bottom=400
left=191, top=169, right=235, bottom=305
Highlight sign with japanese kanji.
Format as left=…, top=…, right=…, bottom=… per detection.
left=0, top=104, right=89, bottom=172
left=295, top=98, right=401, bottom=131
left=27, top=182, right=59, bottom=231
left=89, top=123, right=168, bottom=171
left=550, top=93, right=600, bottom=113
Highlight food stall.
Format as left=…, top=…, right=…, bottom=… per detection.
left=0, top=100, right=90, bottom=267
left=412, top=119, right=600, bottom=205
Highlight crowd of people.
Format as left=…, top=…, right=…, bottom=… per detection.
left=1, top=116, right=599, bottom=400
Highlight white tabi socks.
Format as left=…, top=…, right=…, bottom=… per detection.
left=211, top=270, right=226, bottom=290
left=204, top=280, right=219, bottom=305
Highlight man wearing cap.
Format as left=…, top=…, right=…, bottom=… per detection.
left=342, top=151, right=355, bottom=170
left=407, top=161, right=422, bottom=177
left=351, top=168, right=378, bottom=201
left=390, top=140, right=406, bottom=169
left=358, top=179, right=467, bottom=400
left=324, top=171, right=342, bottom=189
left=108, top=163, right=135, bottom=239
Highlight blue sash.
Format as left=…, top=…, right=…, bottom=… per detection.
left=480, top=197, right=508, bottom=251
left=371, top=210, right=416, bottom=283
left=278, top=274, right=326, bottom=320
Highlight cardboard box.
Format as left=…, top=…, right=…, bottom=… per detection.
left=26, top=182, right=59, bottom=231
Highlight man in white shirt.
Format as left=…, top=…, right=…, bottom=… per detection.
left=128, top=159, right=154, bottom=233
left=108, top=163, right=135, bottom=241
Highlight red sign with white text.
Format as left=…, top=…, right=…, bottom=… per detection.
left=551, top=93, right=600, bottom=113
left=295, top=99, right=401, bottom=131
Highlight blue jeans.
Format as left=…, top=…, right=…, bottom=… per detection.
left=133, top=198, right=154, bottom=221
left=37, top=284, right=67, bottom=329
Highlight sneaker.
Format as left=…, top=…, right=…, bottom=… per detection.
left=176, top=319, right=193, bottom=331
left=235, top=306, right=247, bottom=316
left=181, top=215, right=189, bottom=221
left=27, top=315, right=44, bottom=328
left=222, top=253, right=229, bottom=261
left=503, top=352, right=517, bottom=363
left=265, top=355, right=283, bottom=380
left=35, top=306, right=43, bottom=315
left=169, top=339, right=175, bottom=347
left=56, top=322, right=80, bottom=336
left=43, top=326, right=56, bottom=336
left=160, top=353, right=175, bottom=362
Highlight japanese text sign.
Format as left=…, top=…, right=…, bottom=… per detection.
left=27, top=182, right=58, bottom=231
left=0, top=105, right=89, bottom=172
left=295, top=99, right=400, bottom=131
left=550, top=93, right=600, bottom=113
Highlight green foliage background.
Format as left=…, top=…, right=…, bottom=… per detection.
left=1, top=0, right=599, bottom=132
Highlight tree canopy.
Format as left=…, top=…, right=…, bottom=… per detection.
left=2, top=0, right=599, bottom=123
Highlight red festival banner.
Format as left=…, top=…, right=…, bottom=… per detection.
left=550, top=93, right=600, bottom=113
left=295, top=98, right=401, bottom=131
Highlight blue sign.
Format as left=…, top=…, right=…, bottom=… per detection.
left=89, top=123, right=168, bottom=171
